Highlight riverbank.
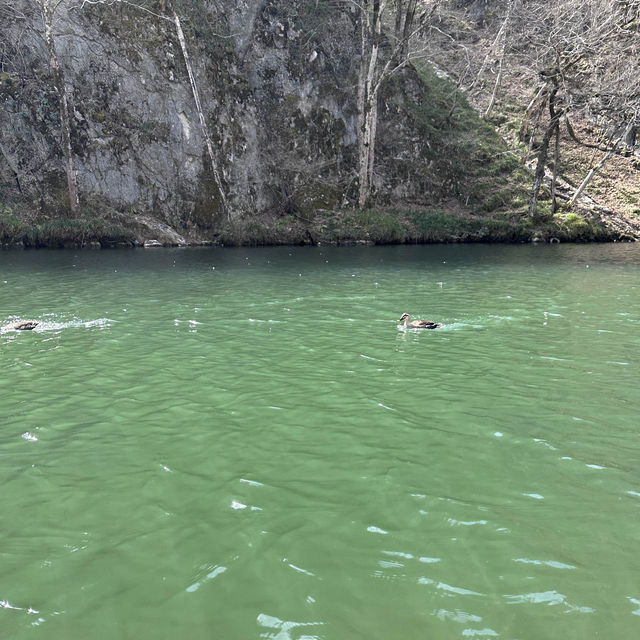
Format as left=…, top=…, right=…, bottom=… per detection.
left=0, top=204, right=634, bottom=249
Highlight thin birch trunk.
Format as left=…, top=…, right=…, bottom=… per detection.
left=484, top=51, right=503, bottom=118
left=484, top=0, right=510, bottom=118
left=173, top=10, right=229, bottom=218
left=469, top=13, right=508, bottom=92
left=367, top=95, right=378, bottom=196
left=356, top=6, right=367, bottom=144
left=528, top=117, right=557, bottom=218
left=357, top=100, right=374, bottom=208
left=357, top=0, right=386, bottom=208
left=356, top=11, right=369, bottom=208
left=40, top=0, right=79, bottom=215
left=551, top=120, right=560, bottom=213
left=519, top=84, right=545, bottom=142
left=356, top=0, right=420, bottom=208
left=569, top=138, right=621, bottom=207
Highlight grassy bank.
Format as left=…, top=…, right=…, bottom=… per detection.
left=0, top=207, right=135, bottom=248
left=214, top=206, right=616, bottom=246
left=0, top=204, right=620, bottom=249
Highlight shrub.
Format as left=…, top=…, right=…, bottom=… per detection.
left=34, top=218, right=131, bottom=247
left=0, top=208, right=34, bottom=244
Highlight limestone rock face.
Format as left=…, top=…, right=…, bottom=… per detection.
left=0, top=1, right=429, bottom=236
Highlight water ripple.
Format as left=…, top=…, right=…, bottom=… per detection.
left=2, top=245, right=640, bottom=639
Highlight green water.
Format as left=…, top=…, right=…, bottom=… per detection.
left=2, top=244, right=639, bottom=639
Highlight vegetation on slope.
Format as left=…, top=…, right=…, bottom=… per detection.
left=1, top=0, right=636, bottom=247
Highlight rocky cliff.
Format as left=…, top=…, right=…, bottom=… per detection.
left=1, top=0, right=453, bottom=243
left=4, top=0, right=635, bottom=247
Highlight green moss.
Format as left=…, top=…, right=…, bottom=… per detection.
left=1, top=210, right=133, bottom=247
left=306, top=208, right=534, bottom=245
left=190, top=157, right=225, bottom=230
left=403, top=209, right=530, bottom=242
left=217, top=215, right=312, bottom=246
left=292, top=182, right=342, bottom=218
left=33, top=218, right=130, bottom=247
left=0, top=208, right=34, bottom=244
left=556, top=212, right=605, bottom=241
left=0, top=72, right=18, bottom=98
left=404, top=64, right=533, bottom=212
left=352, top=210, right=404, bottom=242
left=139, top=120, right=171, bottom=143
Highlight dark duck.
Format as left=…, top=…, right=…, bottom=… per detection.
left=398, top=313, right=442, bottom=329
left=1, top=321, right=39, bottom=333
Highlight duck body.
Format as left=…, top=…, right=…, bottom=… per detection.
left=398, top=313, right=442, bottom=329
left=1, top=321, right=39, bottom=333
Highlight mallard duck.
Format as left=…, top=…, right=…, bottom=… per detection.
left=1, top=321, right=39, bottom=333
left=398, top=313, right=442, bottom=329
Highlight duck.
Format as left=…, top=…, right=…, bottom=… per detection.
left=1, top=321, right=39, bottom=333
left=398, top=313, right=442, bottom=329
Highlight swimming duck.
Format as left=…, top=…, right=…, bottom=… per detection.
left=398, top=313, right=442, bottom=329
left=1, top=321, right=39, bottom=333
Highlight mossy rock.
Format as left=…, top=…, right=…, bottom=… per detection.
left=292, top=182, right=343, bottom=218
left=190, top=160, right=226, bottom=230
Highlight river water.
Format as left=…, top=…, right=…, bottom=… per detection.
left=2, top=244, right=639, bottom=639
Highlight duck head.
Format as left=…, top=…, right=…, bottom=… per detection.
left=398, top=313, right=410, bottom=324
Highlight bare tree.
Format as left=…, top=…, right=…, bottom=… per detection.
left=483, top=0, right=512, bottom=118
left=37, top=0, right=80, bottom=215
left=355, top=0, right=429, bottom=208
left=568, top=127, right=628, bottom=207
left=434, top=0, right=639, bottom=216
left=509, top=0, right=640, bottom=216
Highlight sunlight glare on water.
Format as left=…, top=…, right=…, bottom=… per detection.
left=1, top=244, right=640, bottom=639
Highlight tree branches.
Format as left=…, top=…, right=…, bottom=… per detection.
left=503, top=0, right=640, bottom=214
left=355, top=0, right=430, bottom=207
left=37, top=0, right=80, bottom=215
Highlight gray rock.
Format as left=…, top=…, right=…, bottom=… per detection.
left=0, top=0, right=434, bottom=236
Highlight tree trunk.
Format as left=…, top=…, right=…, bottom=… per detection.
left=528, top=121, right=556, bottom=218
left=367, top=96, right=378, bottom=196
left=356, top=10, right=369, bottom=208
left=484, top=52, right=504, bottom=118
left=356, top=0, right=421, bottom=208
left=357, top=91, right=379, bottom=207
left=528, top=84, right=561, bottom=218
left=357, top=1, right=384, bottom=208
left=357, top=94, right=378, bottom=209
left=173, top=10, right=229, bottom=218
left=484, top=0, right=510, bottom=118
left=40, top=0, right=79, bottom=215
left=569, top=140, right=621, bottom=207
left=550, top=120, right=560, bottom=213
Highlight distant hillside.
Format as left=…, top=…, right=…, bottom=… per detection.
left=424, top=0, right=640, bottom=239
